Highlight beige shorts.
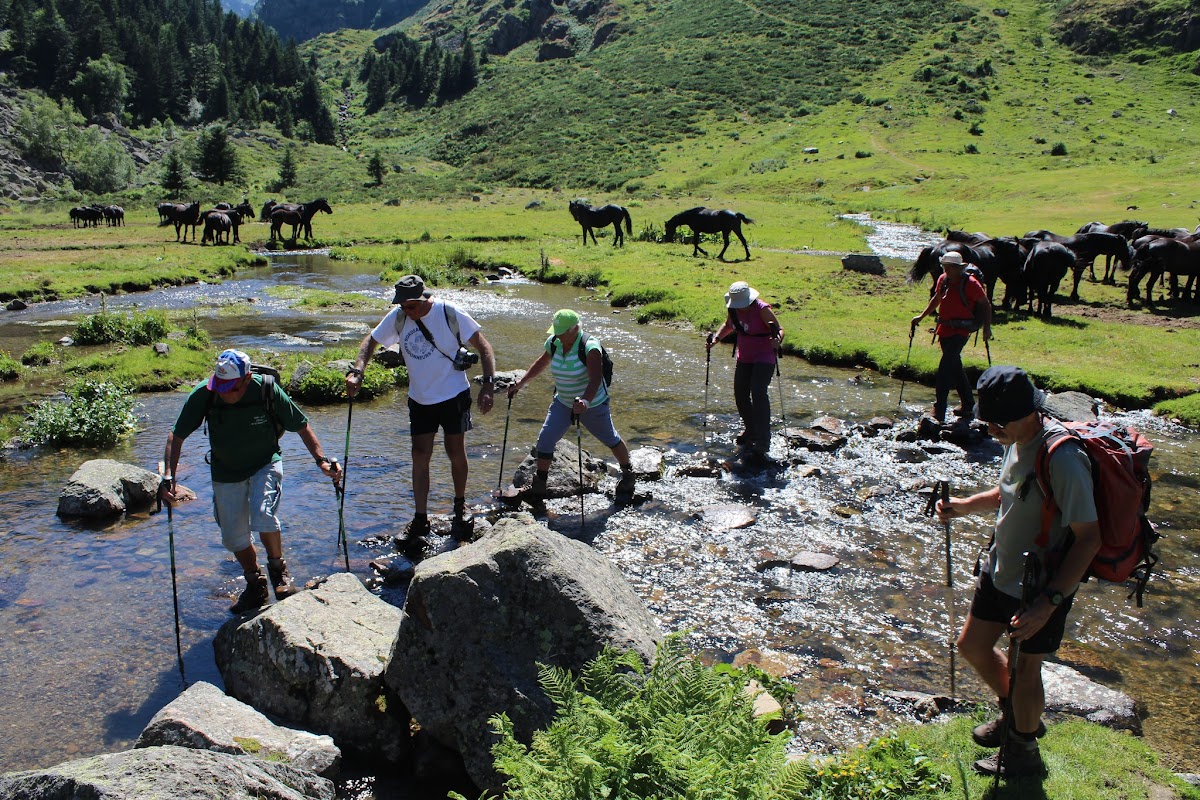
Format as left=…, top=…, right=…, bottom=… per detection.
left=211, top=461, right=283, bottom=552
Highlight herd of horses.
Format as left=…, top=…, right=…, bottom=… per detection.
left=153, top=198, right=333, bottom=245
left=568, top=200, right=755, bottom=261
left=69, top=205, right=124, bottom=227
left=908, top=219, right=1200, bottom=317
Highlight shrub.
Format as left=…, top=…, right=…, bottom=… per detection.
left=288, top=360, right=399, bottom=404
left=854, top=150, right=873, bottom=158
left=1051, top=142, right=1069, bottom=155
left=21, top=341, right=57, bottom=366
left=0, top=353, right=20, bottom=381
left=20, top=380, right=138, bottom=448
left=74, top=310, right=171, bottom=346
left=964, top=143, right=979, bottom=154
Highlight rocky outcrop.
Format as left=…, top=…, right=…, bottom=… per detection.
left=136, top=681, right=341, bottom=778
left=0, top=745, right=334, bottom=799
left=385, top=517, right=662, bottom=791
left=56, top=459, right=160, bottom=518
left=214, top=573, right=411, bottom=763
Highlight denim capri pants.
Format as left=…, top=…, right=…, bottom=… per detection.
left=535, top=399, right=621, bottom=457
left=211, top=461, right=283, bottom=553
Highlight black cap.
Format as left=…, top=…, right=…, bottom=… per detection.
left=391, top=274, right=430, bottom=304
left=976, top=366, right=1044, bottom=425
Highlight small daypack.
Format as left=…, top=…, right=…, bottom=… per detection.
left=1031, top=420, right=1158, bottom=606
left=204, top=364, right=285, bottom=441
left=547, top=332, right=614, bottom=387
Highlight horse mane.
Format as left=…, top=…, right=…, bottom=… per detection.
left=1144, top=227, right=1186, bottom=237
left=945, top=229, right=988, bottom=243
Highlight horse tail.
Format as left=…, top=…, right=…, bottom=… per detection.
left=737, top=213, right=754, bottom=225
left=623, top=207, right=632, bottom=235
left=907, top=247, right=933, bottom=284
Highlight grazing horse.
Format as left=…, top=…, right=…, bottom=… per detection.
left=1128, top=236, right=1200, bottom=305
left=163, top=201, right=202, bottom=242
left=235, top=200, right=255, bottom=221
left=201, top=211, right=232, bottom=245
left=1023, top=230, right=1132, bottom=300
left=568, top=200, right=633, bottom=247
left=1021, top=241, right=1075, bottom=319
left=202, top=208, right=243, bottom=244
left=260, top=200, right=277, bottom=222
left=102, top=205, right=125, bottom=226
left=270, top=198, right=332, bottom=241
left=663, top=207, right=753, bottom=260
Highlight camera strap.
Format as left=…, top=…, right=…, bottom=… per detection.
left=412, top=316, right=459, bottom=364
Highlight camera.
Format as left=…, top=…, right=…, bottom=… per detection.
left=452, top=346, right=480, bottom=371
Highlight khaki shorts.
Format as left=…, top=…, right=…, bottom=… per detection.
left=211, top=461, right=283, bottom=553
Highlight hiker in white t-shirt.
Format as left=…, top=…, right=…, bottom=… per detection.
left=346, top=275, right=496, bottom=540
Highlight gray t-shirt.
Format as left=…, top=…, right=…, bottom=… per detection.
left=985, top=420, right=1098, bottom=599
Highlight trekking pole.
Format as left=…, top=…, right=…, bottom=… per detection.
left=703, top=334, right=713, bottom=449
left=985, top=337, right=993, bottom=367
left=941, top=480, right=956, bottom=701
left=995, top=550, right=1042, bottom=792
left=574, top=414, right=585, bottom=536
left=497, top=394, right=513, bottom=491
left=775, top=348, right=789, bottom=459
left=157, top=463, right=187, bottom=687
left=334, top=394, right=353, bottom=573
left=898, top=325, right=916, bottom=407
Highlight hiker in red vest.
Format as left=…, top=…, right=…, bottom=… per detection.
left=936, top=366, right=1100, bottom=779
left=910, top=251, right=992, bottom=423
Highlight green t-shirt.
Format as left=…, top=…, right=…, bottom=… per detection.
left=173, top=376, right=308, bottom=483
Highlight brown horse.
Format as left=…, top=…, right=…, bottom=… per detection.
left=201, top=211, right=232, bottom=245
left=568, top=200, right=633, bottom=247
left=1128, top=235, right=1200, bottom=305
left=664, top=207, right=753, bottom=260
left=162, top=202, right=201, bottom=242
left=269, top=198, right=333, bottom=241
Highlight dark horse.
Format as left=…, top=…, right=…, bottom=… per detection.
left=908, top=233, right=1025, bottom=308
left=162, top=201, right=202, bottom=242
left=664, top=207, right=753, bottom=260
left=568, top=200, right=632, bottom=247
left=270, top=198, right=333, bottom=241
left=1128, top=236, right=1200, bottom=306
left=1021, top=240, right=1075, bottom=319
left=1075, top=220, right=1147, bottom=282
left=1022, top=230, right=1132, bottom=300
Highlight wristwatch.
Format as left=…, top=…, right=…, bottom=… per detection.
left=1043, top=588, right=1064, bottom=606
left=346, top=367, right=364, bottom=378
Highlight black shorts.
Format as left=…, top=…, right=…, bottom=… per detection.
left=408, top=389, right=473, bottom=436
left=969, top=570, right=1075, bottom=655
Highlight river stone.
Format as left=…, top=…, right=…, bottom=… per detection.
left=135, top=681, right=341, bottom=778
left=481, top=369, right=524, bottom=390
left=810, top=415, right=846, bottom=435
left=1043, top=661, right=1141, bottom=732
left=627, top=446, right=665, bottom=479
left=385, top=517, right=662, bottom=792
left=0, top=745, right=334, bottom=799
left=698, top=503, right=757, bottom=530
left=1041, top=391, right=1099, bottom=423
left=6, top=299, right=27, bottom=311
left=373, top=343, right=404, bottom=368
left=508, top=440, right=607, bottom=499
left=790, top=552, right=839, bottom=572
left=867, top=416, right=894, bottom=432
left=787, top=428, right=846, bottom=452
left=894, top=444, right=930, bottom=463
left=213, top=572, right=410, bottom=763
left=57, top=459, right=160, bottom=518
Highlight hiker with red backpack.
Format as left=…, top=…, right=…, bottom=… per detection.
left=937, top=366, right=1101, bottom=779
left=910, top=251, right=992, bottom=424
left=506, top=309, right=637, bottom=502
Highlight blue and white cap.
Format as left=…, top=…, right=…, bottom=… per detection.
left=208, top=349, right=251, bottom=393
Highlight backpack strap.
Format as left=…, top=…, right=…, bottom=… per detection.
left=1029, top=425, right=1085, bottom=550
left=443, top=301, right=463, bottom=347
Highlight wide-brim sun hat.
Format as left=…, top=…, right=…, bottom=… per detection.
left=724, top=281, right=759, bottom=309
left=940, top=251, right=966, bottom=267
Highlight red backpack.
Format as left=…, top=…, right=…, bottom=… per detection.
left=1032, top=420, right=1158, bottom=606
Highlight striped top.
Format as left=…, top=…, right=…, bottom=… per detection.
left=545, top=334, right=608, bottom=408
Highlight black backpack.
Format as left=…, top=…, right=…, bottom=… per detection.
left=548, top=332, right=613, bottom=387
left=203, top=364, right=285, bottom=440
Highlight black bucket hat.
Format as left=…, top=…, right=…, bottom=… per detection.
left=392, top=274, right=431, bottom=304
left=976, top=366, right=1045, bottom=425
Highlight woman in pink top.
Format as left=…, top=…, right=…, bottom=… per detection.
left=707, top=281, right=784, bottom=462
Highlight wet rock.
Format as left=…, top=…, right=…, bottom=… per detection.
left=787, top=428, right=846, bottom=452
left=867, top=416, right=894, bottom=432
left=841, top=254, right=886, bottom=275
left=894, top=445, right=930, bottom=463
left=627, top=446, right=665, bottom=480
left=790, top=552, right=839, bottom=572
left=1041, top=391, right=1099, bottom=423
left=698, top=503, right=757, bottom=530
left=368, top=554, right=416, bottom=586
left=135, top=681, right=341, bottom=778
left=385, top=517, right=662, bottom=793
left=795, top=464, right=822, bottom=478
left=884, top=690, right=954, bottom=721
left=6, top=299, right=27, bottom=311
left=0, top=746, right=334, bottom=799
left=746, top=680, right=787, bottom=735
left=1043, top=661, right=1141, bottom=732
left=57, top=459, right=160, bottom=518
left=214, top=573, right=410, bottom=763
left=894, top=428, right=919, bottom=443
left=481, top=369, right=524, bottom=390
left=940, top=422, right=986, bottom=448
left=916, top=416, right=942, bottom=441
left=373, top=344, right=404, bottom=368
left=674, top=459, right=722, bottom=478
left=810, top=415, right=846, bottom=436
left=508, top=441, right=606, bottom=499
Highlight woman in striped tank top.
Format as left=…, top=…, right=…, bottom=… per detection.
left=507, top=309, right=636, bottom=499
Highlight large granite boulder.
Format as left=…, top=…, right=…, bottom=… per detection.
left=57, top=459, right=160, bottom=518
left=214, top=573, right=410, bottom=763
left=136, top=681, right=341, bottom=778
left=0, top=745, right=334, bottom=799
left=385, top=517, right=663, bottom=791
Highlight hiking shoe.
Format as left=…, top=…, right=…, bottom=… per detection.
left=267, top=558, right=298, bottom=600
left=973, top=738, right=1046, bottom=779
left=931, top=405, right=947, bottom=424
left=735, top=430, right=751, bottom=445
left=972, top=717, right=1046, bottom=748
left=615, top=469, right=636, bottom=495
left=229, top=569, right=269, bottom=614
left=397, top=516, right=430, bottom=542
left=450, top=513, right=474, bottom=541
left=529, top=471, right=549, bottom=499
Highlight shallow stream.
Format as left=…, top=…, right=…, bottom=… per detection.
left=0, top=244, right=1197, bottom=794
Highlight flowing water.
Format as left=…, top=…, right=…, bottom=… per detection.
left=0, top=247, right=1198, bottom=794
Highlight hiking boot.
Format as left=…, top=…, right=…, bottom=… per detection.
left=449, top=515, right=474, bottom=541
left=735, top=430, right=751, bottom=445
left=931, top=404, right=947, bottom=424
left=396, top=516, right=430, bottom=542
left=529, top=470, right=549, bottom=499
left=973, top=737, right=1046, bottom=779
left=267, top=558, right=298, bottom=600
left=615, top=467, right=636, bottom=496
left=972, top=716, right=1046, bottom=748
left=229, top=569, right=269, bottom=614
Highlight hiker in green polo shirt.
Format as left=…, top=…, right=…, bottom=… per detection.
left=158, top=349, right=341, bottom=614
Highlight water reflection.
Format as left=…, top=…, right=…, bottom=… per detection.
left=0, top=257, right=1197, bottom=784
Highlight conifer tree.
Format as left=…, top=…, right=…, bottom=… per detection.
left=161, top=148, right=188, bottom=195
left=367, top=151, right=385, bottom=186
left=194, top=124, right=240, bottom=186
left=277, top=145, right=297, bottom=189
